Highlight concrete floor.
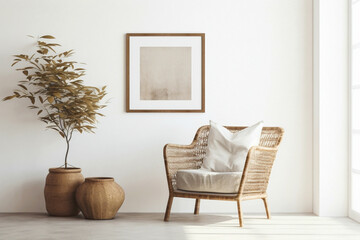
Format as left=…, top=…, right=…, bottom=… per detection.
left=0, top=213, right=360, bottom=240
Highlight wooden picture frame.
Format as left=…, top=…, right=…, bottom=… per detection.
left=126, top=33, right=205, bottom=112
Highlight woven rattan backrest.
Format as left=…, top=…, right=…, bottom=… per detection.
left=193, top=126, right=283, bottom=162
left=193, top=126, right=283, bottom=196
left=164, top=125, right=283, bottom=193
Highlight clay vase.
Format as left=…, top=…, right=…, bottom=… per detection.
left=44, top=168, right=84, bottom=216
left=75, top=177, right=125, bottom=220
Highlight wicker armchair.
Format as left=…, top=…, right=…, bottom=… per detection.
left=163, top=125, right=284, bottom=227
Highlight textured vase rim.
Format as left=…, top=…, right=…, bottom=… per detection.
left=49, top=167, right=82, bottom=173
left=85, top=177, right=114, bottom=182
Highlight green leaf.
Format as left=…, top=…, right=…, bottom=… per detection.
left=18, top=84, right=27, bottom=90
left=47, top=96, right=54, bottom=103
left=23, top=67, right=34, bottom=70
left=29, top=96, right=35, bottom=104
left=2, top=95, right=15, bottom=101
left=53, top=92, right=61, bottom=98
left=40, top=35, right=55, bottom=39
left=11, top=61, right=19, bottom=67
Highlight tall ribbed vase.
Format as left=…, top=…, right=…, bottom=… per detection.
left=75, top=177, right=125, bottom=220
left=44, top=168, right=84, bottom=216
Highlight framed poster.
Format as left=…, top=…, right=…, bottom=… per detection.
left=126, top=33, right=205, bottom=112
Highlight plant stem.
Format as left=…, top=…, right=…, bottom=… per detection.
left=65, top=138, right=70, bottom=168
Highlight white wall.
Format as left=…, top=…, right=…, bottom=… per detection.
left=313, top=0, right=349, bottom=216
left=0, top=0, right=313, bottom=213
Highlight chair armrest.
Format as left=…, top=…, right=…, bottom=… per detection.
left=249, top=145, right=278, bottom=155
left=239, top=146, right=279, bottom=196
left=164, top=143, right=205, bottom=193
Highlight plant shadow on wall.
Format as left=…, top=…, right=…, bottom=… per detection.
left=3, top=35, right=108, bottom=216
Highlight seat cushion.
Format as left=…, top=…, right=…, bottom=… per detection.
left=176, top=169, right=242, bottom=194
left=201, top=121, right=263, bottom=172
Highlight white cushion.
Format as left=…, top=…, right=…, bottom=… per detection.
left=201, top=121, right=263, bottom=172
left=176, top=169, right=242, bottom=193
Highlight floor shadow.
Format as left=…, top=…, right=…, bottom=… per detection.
left=169, top=213, right=236, bottom=226
left=119, top=212, right=236, bottom=226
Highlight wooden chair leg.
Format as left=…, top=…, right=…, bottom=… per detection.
left=236, top=200, right=243, bottom=227
left=262, top=197, right=271, bottom=219
left=164, top=195, right=173, bottom=221
left=194, top=199, right=200, bottom=215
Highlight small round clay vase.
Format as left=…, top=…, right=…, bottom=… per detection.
left=44, top=168, right=84, bottom=216
left=76, top=177, right=125, bottom=220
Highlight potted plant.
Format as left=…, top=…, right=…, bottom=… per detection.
left=3, top=35, right=107, bottom=216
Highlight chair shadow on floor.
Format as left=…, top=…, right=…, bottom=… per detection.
left=160, top=213, right=236, bottom=226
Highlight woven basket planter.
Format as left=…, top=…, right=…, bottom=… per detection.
left=44, top=168, right=84, bottom=216
left=76, top=177, right=125, bottom=220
